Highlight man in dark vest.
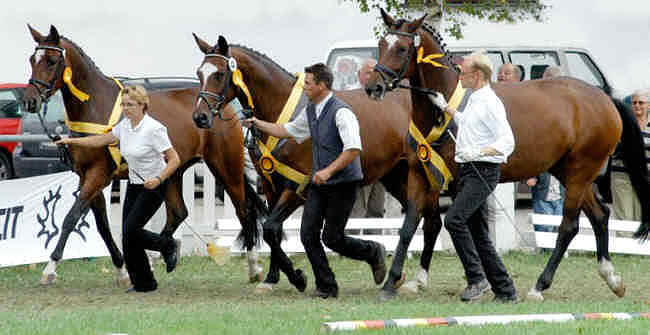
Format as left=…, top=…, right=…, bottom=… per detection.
left=242, top=63, right=386, bottom=299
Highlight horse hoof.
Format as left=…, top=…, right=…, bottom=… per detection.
left=377, top=289, right=397, bottom=302
left=290, top=269, right=307, bottom=293
left=40, top=273, right=57, bottom=286
left=393, top=273, right=406, bottom=290
left=613, top=284, right=626, bottom=298
left=249, top=272, right=264, bottom=284
left=608, top=276, right=625, bottom=298
left=526, top=288, right=544, bottom=302
left=398, top=280, right=420, bottom=294
left=254, top=282, right=274, bottom=294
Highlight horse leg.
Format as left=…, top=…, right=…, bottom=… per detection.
left=88, top=191, right=129, bottom=287
left=379, top=199, right=422, bottom=301
left=220, top=173, right=263, bottom=283
left=42, top=171, right=105, bottom=285
left=257, top=191, right=306, bottom=293
left=160, top=174, right=188, bottom=239
left=527, top=184, right=584, bottom=301
left=399, top=208, right=443, bottom=294
left=582, top=189, right=625, bottom=297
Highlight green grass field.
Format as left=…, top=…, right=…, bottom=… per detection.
left=2, top=251, right=650, bottom=334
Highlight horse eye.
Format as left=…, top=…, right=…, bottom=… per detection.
left=213, top=72, right=225, bottom=81
left=397, top=46, right=408, bottom=54
left=46, top=58, right=57, bottom=67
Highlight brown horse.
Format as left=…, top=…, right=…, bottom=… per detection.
left=22, top=25, right=267, bottom=286
left=367, top=9, right=650, bottom=301
left=191, top=34, right=455, bottom=298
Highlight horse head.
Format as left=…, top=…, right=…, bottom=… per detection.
left=192, top=34, right=240, bottom=129
left=367, top=8, right=454, bottom=105
left=24, top=25, right=67, bottom=114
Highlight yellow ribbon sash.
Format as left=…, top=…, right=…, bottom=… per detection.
left=62, top=67, right=90, bottom=102
left=256, top=73, right=310, bottom=195
left=408, top=81, right=467, bottom=190
left=65, top=78, right=125, bottom=174
left=232, top=69, right=255, bottom=109
left=416, top=47, right=449, bottom=69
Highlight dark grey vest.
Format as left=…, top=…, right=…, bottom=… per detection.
left=306, top=96, right=363, bottom=185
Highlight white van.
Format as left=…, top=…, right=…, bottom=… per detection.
left=325, top=39, right=616, bottom=95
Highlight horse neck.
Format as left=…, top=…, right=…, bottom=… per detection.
left=409, top=65, right=459, bottom=134
left=60, top=40, right=120, bottom=125
left=233, top=48, right=296, bottom=123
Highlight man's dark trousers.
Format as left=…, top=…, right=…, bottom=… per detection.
left=443, top=162, right=516, bottom=297
left=301, top=181, right=380, bottom=294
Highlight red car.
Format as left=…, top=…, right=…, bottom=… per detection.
left=0, top=83, right=26, bottom=180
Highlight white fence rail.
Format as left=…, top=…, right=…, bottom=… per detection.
left=530, top=214, right=650, bottom=255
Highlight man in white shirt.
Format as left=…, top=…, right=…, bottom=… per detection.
left=243, top=63, right=386, bottom=299
left=430, top=51, right=518, bottom=303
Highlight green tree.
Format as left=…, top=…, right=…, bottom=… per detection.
left=344, top=0, right=549, bottom=39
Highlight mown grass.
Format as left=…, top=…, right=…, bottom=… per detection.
left=2, top=251, right=650, bottom=334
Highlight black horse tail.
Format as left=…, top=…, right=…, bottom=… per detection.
left=237, top=174, right=269, bottom=249
left=611, top=98, right=650, bottom=240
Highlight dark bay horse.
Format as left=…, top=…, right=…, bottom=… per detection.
left=367, top=10, right=650, bottom=301
left=22, top=25, right=266, bottom=286
left=191, top=34, right=455, bottom=298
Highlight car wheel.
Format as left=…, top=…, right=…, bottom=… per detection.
left=0, top=152, right=13, bottom=180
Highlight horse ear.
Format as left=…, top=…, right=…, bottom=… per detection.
left=380, top=8, right=395, bottom=28
left=408, top=14, right=427, bottom=33
left=217, top=35, right=229, bottom=56
left=48, top=25, right=61, bottom=43
left=193, top=33, right=212, bottom=55
left=28, top=24, right=44, bottom=43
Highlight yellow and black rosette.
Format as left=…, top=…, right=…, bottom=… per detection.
left=417, top=143, right=430, bottom=162
left=260, top=155, right=275, bottom=174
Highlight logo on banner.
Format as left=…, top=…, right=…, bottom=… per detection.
left=36, top=186, right=91, bottom=249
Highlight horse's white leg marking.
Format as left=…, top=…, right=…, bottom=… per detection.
left=399, top=267, right=428, bottom=294
left=247, top=248, right=263, bottom=283
left=116, top=266, right=131, bottom=288
left=40, top=259, right=57, bottom=285
left=599, top=259, right=625, bottom=297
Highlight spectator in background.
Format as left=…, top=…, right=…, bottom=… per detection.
left=332, top=56, right=362, bottom=91
left=348, top=58, right=387, bottom=218
left=497, top=63, right=522, bottom=83
left=611, top=89, right=650, bottom=221
left=528, top=66, right=566, bottom=220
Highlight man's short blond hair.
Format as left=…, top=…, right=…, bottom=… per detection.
left=464, top=50, right=493, bottom=82
left=122, top=85, right=150, bottom=112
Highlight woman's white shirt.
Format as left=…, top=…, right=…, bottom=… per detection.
left=112, top=114, right=172, bottom=184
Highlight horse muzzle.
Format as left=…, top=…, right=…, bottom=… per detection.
left=192, top=111, right=212, bottom=129
left=365, top=82, right=387, bottom=101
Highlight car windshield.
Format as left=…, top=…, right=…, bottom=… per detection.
left=22, top=91, right=66, bottom=122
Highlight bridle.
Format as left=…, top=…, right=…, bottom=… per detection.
left=27, top=44, right=73, bottom=167
left=196, top=53, right=237, bottom=121
left=374, top=29, right=451, bottom=97
left=373, top=30, right=420, bottom=92
left=29, top=45, right=66, bottom=103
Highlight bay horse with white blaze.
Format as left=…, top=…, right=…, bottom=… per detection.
left=22, top=25, right=267, bottom=286
left=191, top=34, right=456, bottom=298
left=367, top=9, right=650, bottom=301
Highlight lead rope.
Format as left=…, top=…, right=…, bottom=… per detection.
left=37, top=100, right=74, bottom=169
left=446, top=129, right=529, bottom=244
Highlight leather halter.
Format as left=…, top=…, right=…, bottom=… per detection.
left=29, top=45, right=66, bottom=102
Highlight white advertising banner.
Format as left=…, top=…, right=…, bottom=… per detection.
left=0, top=171, right=111, bottom=267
